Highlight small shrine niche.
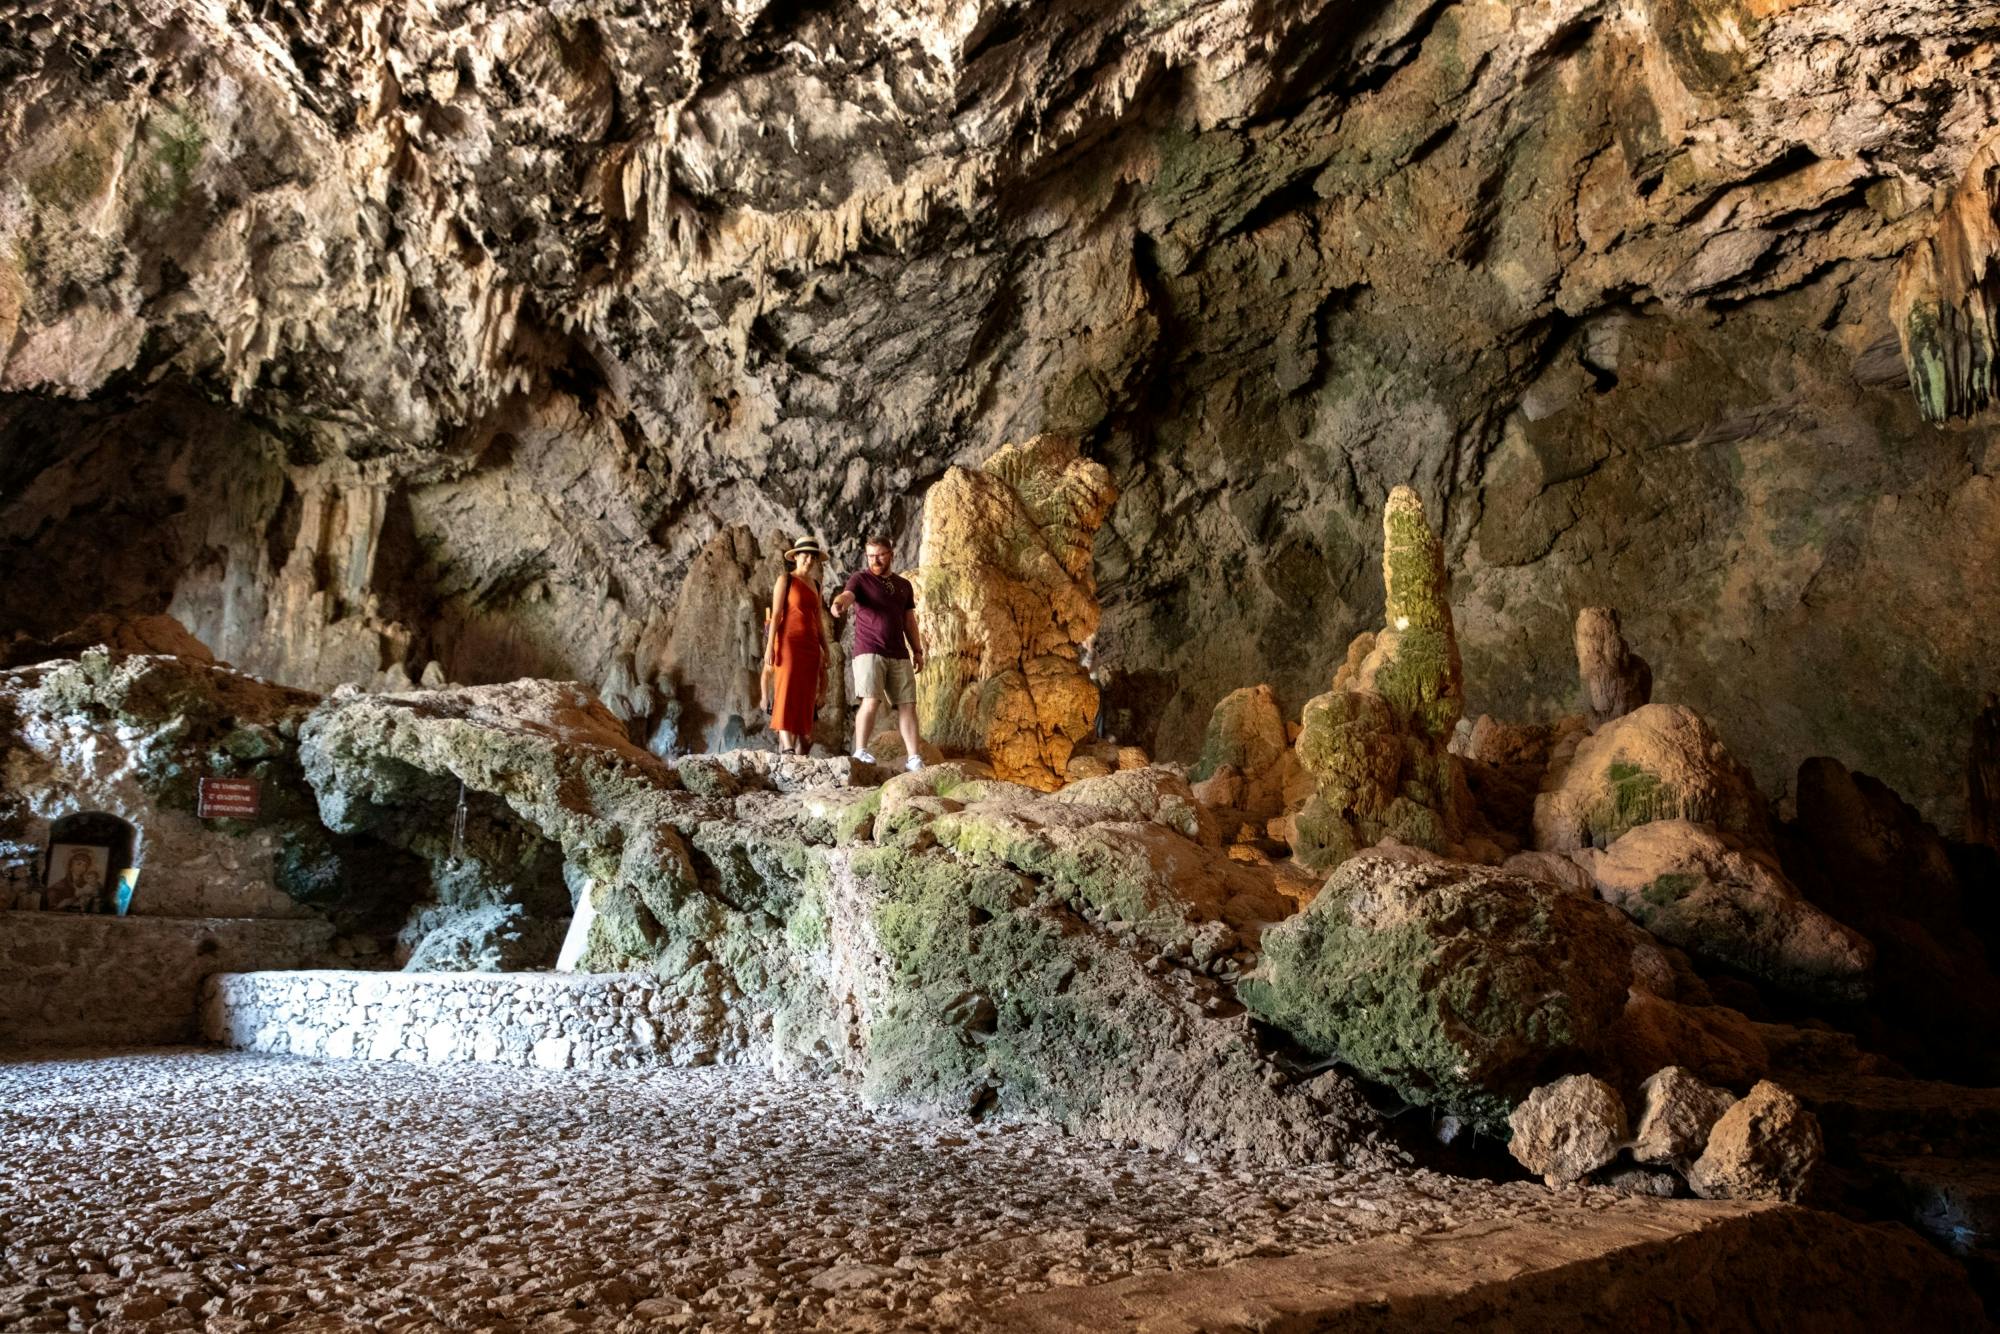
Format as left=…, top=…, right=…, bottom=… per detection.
left=34, top=812, right=138, bottom=914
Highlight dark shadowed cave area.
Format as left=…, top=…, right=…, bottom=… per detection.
left=4, top=0, right=2000, bottom=1329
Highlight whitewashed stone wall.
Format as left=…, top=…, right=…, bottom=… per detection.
left=1, top=912, right=333, bottom=1044
left=202, top=970, right=752, bottom=1071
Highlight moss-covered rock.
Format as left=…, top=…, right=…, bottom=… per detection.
left=1244, top=852, right=1636, bottom=1132
left=1285, top=489, right=1471, bottom=872
left=1579, top=819, right=1873, bottom=1001
left=1534, top=703, right=1769, bottom=852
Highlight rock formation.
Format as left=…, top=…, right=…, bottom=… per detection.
left=1534, top=704, right=1768, bottom=854
left=1507, top=1075, right=1628, bottom=1188
left=914, top=435, right=1118, bottom=790
left=1631, top=1066, right=1739, bottom=1171
left=1579, top=820, right=1874, bottom=1003
left=1286, top=487, right=1474, bottom=870
left=0, top=648, right=354, bottom=920
left=1574, top=608, right=1652, bottom=729
left=1893, top=135, right=2000, bottom=422
left=1687, top=1081, right=1826, bottom=1203
left=1244, top=852, right=1638, bottom=1133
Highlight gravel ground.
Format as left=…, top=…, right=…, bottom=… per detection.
left=0, top=1047, right=1626, bottom=1332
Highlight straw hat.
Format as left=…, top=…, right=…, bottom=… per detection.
left=784, top=535, right=827, bottom=558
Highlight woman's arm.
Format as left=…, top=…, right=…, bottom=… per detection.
left=766, top=571, right=791, bottom=666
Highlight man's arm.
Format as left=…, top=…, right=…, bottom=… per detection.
left=902, top=608, right=924, bottom=670
left=831, top=572, right=857, bottom=617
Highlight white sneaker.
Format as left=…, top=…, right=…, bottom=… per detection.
left=853, top=749, right=877, bottom=764
left=905, top=754, right=924, bottom=773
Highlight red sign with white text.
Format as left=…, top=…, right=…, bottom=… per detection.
left=197, top=777, right=263, bottom=820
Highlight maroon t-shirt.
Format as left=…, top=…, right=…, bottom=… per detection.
left=845, top=571, right=915, bottom=659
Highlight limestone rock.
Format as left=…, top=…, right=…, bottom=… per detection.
left=1507, top=1075, right=1628, bottom=1187
left=1535, top=704, right=1768, bottom=853
left=402, top=904, right=565, bottom=972
left=1574, top=608, right=1652, bottom=729
left=0, top=648, right=338, bottom=919
left=299, top=679, right=690, bottom=952
left=1244, top=853, right=1636, bottom=1132
left=1050, top=767, right=1220, bottom=847
left=1893, top=134, right=2000, bottom=422
left=1191, top=685, right=1295, bottom=820
left=1603, top=991, right=1770, bottom=1095
left=1631, top=1067, right=1739, bottom=1170
left=1688, top=1081, right=1825, bottom=1203
left=656, top=527, right=802, bottom=756
left=933, top=792, right=1291, bottom=955
left=1457, top=713, right=1590, bottom=846
left=1499, top=850, right=1596, bottom=898
left=1580, top=820, right=1874, bottom=1001
left=914, top=436, right=1118, bottom=790
left=1, top=613, right=216, bottom=669
left=2, top=0, right=1998, bottom=843
left=1287, top=489, right=1471, bottom=872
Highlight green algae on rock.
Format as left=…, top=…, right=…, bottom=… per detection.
left=1286, top=487, right=1473, bottom=871
left=1243, top=852, right=1636, bottom=1133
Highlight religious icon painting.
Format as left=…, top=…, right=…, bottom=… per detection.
left=44, top=843, right=111, bottom=913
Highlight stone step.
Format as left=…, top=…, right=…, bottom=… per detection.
left=2, top=911, right=332, bottom=1045
left=974, top=1200, right=1990, bottom=1332
left=202, top=968, right=743, bottom=1071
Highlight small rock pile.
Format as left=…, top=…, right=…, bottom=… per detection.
left=1508, top=1067, right=1825, bottom=1203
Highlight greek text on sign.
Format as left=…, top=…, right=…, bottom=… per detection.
left=197, top=777, right=263, bottom=820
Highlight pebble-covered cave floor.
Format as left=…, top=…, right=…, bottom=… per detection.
left=0, top=1048, right=1632, bottom=1332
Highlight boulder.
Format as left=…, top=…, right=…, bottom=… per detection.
left=1191, top=685, right=1298, bottom=820
left=1574, top=607, right=1651, bottom=728
left=1051, top=767, right=1220, bottom=847
left=1507, top=1075, right=1628, bottom=1187
left=1, top=612, right=216, bottom=669
left=1534, top=703, right=1768, bottom=853
left=1688, top=1080, right=1825, bottom=1202
left=1580, top=819, right=1874, bottom=1001
left=913, top=435, right=1118, bottom=789
left=1631, top=1066, right=1739, bottom=1169
left=1603, top=991, right=1769, bottom=1094
left=1244, top=853, right=1635, bottom=1131
left=402, top=903, right=566, bottom=972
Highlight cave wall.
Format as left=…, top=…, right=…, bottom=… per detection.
left=2, top=0, right=1997, bottom=825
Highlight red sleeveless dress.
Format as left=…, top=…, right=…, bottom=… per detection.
left=771, top=575, right=824, bottom=737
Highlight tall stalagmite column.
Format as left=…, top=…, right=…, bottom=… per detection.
left=913, top=435, right=1118, bottom=789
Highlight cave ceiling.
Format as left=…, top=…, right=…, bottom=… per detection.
left=2, top=0, right=1998, bottom=825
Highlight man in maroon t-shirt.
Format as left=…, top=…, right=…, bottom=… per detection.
left=831, top=534, right=926, bottom=770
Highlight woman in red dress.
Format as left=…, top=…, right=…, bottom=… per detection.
left=764, top=536, right=833, bottom=756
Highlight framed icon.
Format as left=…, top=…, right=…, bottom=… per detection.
left=44, top=843, right=111, bottom=913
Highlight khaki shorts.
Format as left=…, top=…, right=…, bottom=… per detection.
left=852, top=654, right=917, bottom=706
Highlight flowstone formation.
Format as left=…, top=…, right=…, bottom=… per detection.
left=915, top=435, right=1119, bottom=790
left=1894, top=134, right=1999, bottom=422
left=1286, top=486, right=1474, bottom=871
